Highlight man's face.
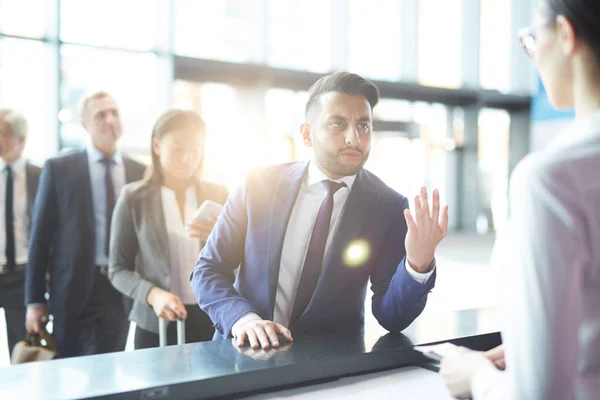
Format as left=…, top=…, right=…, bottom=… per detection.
left=303, top=92, right=372, bottom=178
left=82, top=96, right=122, bottom=147
left=0, top=119, right=25, bottom=162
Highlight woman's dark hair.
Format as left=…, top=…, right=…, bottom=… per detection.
left=305, top=72, right=380, bottom=119
left=545, top=0, right=600, bottom=63
left=148, top=109, right=206, bottom=183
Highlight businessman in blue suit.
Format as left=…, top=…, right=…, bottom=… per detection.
left=191, top=72, right=448, bottom=349
left=24, top=91, right=146, bottom=357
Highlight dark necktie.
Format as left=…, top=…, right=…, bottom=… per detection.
left=290, top=180, right=346, bottom=326
left=101, top=158, right=115, bottom=256
left=5, top=165, right=15, bottom=271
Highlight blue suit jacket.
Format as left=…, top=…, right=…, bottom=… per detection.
left=25, top=149, right=146, bottom=351
left=191, top=162, right=436, bottom=339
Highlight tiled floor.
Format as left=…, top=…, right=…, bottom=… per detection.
left=0, top=233, right=497, bottom=367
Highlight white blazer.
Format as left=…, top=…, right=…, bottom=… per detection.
left=473, top=110, right=600, bottom=400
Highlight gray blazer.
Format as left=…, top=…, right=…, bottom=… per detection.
left=108, top=178, right=229, bottom=333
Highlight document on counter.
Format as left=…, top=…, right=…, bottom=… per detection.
left=413, top=342, right=461, bottom=361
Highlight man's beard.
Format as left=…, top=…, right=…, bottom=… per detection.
left=314, top=145, right=369, bottom=177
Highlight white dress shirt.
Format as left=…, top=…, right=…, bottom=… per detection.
left=233, top=161, right=434, bottom=334
left=87, top=145, right=126, bottom=266
left=161, top=185, right=200, bottom=305
left=472, top=110, right=600, bottom=400
left=0, top=157, right=29, bottom=265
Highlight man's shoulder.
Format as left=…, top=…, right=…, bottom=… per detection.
left=25, top=160, right=42, bottom=174
left=122, top=179, right=156, bottom=202
left=246, top=161, right=306, bottom=185
left=360, top=168, right=407, bottom=204
left=45, top=148, right=85, bottom=168
left=122, top=153, right=146, bottom=170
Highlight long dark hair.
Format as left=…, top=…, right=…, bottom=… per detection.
left=545, top=0, right=600, bottom=63
left=147, top=109, right=207, bottom=184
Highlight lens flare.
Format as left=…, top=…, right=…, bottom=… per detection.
left=342, top=239, right=371, bottom=268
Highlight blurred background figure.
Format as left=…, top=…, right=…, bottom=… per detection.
left=0, top=109, right=40, bottom=359
left=109, top=109, right=228, bottom=349
left=24, top=91, right=146, bottom=357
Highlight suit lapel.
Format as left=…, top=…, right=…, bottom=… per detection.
left=266, top=162, right=308, bottom=319
left=25, top=162, right=34, bottom=224
left=304, top=169, right=378, bottom=317
left=80, top=150, right=96, bottom=245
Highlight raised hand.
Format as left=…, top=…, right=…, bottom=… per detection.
left=403, top=187, right=449, bottom=272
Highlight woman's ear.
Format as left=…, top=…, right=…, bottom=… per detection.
left=556, top=15, right=577, bottom=56
left=152, top=137, right=161, bottom=157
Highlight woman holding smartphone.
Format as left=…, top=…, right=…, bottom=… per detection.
left=109, top=109, right=228, bottom=349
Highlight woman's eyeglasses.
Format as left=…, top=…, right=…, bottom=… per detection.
left=518, top=20, right=553, bottom=57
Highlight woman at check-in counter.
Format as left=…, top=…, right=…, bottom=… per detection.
left=108, top=109, right=228, bottom=349
left=440, top=0, right=600, bottom=399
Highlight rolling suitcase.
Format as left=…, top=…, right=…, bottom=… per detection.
left=158, top=317, right=186, bottom=347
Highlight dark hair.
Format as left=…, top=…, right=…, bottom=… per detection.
left=545, top=0, right=600, bottom=63
left=148, top=109, right=206, bottom=183
left=305, top=72, right=380, bottom=118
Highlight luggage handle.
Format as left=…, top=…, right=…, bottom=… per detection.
left=158, top=317, right=186, bottom=347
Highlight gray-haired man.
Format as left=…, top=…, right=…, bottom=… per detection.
left=0, top=109, right=41, bottom=359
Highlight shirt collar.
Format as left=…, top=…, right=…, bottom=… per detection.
left=306, top=159, right=357, bottom=190
left=0, top=156, right=26, bottom=175
left=548, top=109, right=600, bottom=151
left=86, top=144, right=123, bottom=166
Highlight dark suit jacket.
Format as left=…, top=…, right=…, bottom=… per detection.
left=24, top=149, right=145, bottom=344
left=191, top=161, right=436, bottom=340
left=108, top=178, right=228, bottom=333
left=24, top=161, right=42, bottom=232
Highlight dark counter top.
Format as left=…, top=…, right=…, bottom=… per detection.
left=0, top=306, right=500, bottom=400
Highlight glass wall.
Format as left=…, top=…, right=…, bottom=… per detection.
left=173, top=0, right=259, bottom=63
left=267, top=0, right=334, bottom=72
left=417, top=0, right=463, bottom=88
left=59, top=45, right=164, bottom=151
left=0, top=0, right=49, bottom=38
left=0, top=38, right=57, bottom=163
left=479, top=0, right=512, bottom=91
left=0, top=0, right=533, bottom=206
left=477, top=108, right=510, bottom=233
left=347, top=0, right=403, bottom=81
left=60, top=0, right=160, bottom=51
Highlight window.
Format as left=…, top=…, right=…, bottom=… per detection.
left=366, top=102, right=449, bottom=202
left=267, top=0, right=333, bottom=73
left=373, top=99, right=412, bottom=122
left=60, top=0, right=159, bottom=51
left=0, top=0, right=48, bottom=38
left=174, top=0, right=259, bottom=63
left=479, top=0, right=512, bottom=91
left=59, top=45, right=163, bottom=151
left=265, top=88, right=310, bottom=163
left=365, top=135, right=425, bottom=197
left=0, top=38, right=57, bottom=163
left=478, top=109, right=510, bottom=232
left=417, top=0, right=463, bottom=88
left=347, top=0, right=402, bottom=81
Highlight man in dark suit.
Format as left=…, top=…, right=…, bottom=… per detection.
left=191, top=72, right=449, bottom=349
left=0, top=109, right=41, bottom=358
left=24, top=91, right=146, bottom=357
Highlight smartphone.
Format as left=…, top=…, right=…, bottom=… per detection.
left=192, top=200, right=223, bottom=224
